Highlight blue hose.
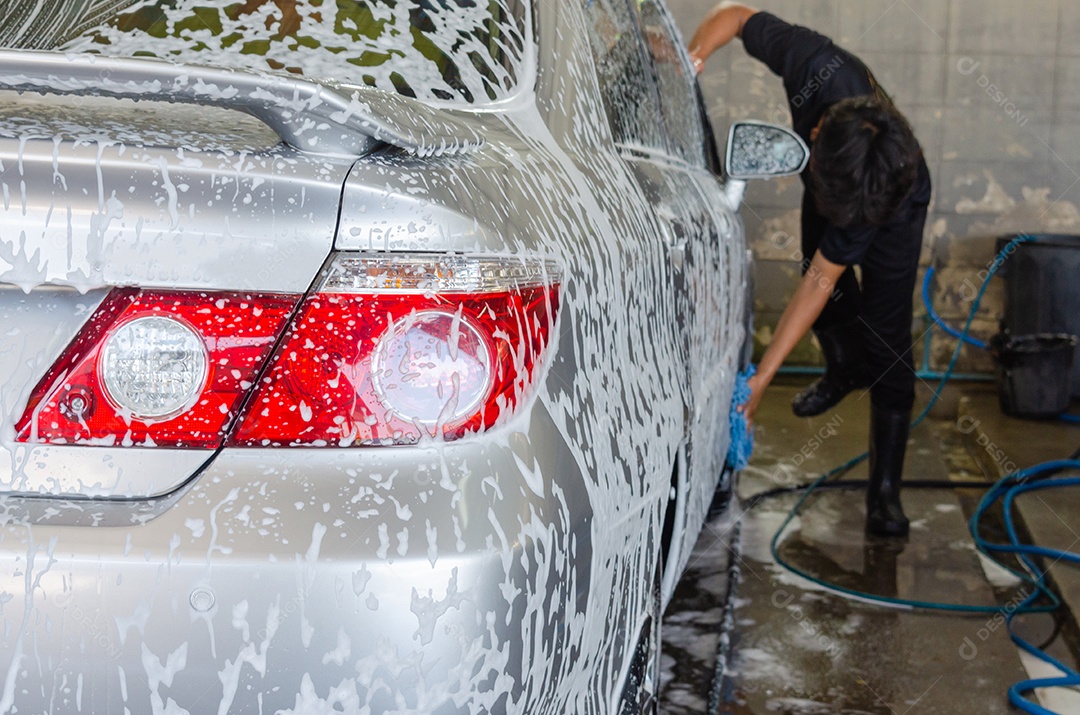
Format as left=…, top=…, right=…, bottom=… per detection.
left=923, top=264, right=989, bottom=350
left=923, top=258, right=1078, bottom=424
left=764, top=235, right=1080, bottom=714
left=975, top=468, right=1080, bottom=711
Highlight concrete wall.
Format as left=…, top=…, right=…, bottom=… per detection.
left=665, top=0, right=1080, bottom=371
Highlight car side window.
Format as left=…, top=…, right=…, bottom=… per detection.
left=581, top=0, right=666, bottom=152
left=631, top=1, right=707, bottom=166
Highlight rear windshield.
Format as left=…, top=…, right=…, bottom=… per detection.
left=7, top=0, right=528, bottom=105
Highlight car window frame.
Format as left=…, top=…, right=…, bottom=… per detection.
left=624, top=0, right=710, bottom=169
left=579, top=0, right=671, bottom=155
left=695, top=81, right=724, bottom=175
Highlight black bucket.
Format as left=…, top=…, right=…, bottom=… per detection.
left=991, top=333, right=1079, bottom=419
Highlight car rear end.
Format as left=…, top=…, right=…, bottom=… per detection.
left=0, top=2, right=602, bottom=713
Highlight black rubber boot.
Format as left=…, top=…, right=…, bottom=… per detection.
left=866, top=405, right=911, bottom=537
left=863, top=539, right=906, bottom=596
left=791, top=321, right=872, bottom=417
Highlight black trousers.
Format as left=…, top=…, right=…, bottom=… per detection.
left=800, top=192, right=927, bottom=413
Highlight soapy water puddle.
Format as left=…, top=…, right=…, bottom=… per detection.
left=659, top=408, right=1053, bottom=715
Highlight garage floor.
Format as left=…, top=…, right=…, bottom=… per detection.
left=659, top=379, right=1080, bottom=715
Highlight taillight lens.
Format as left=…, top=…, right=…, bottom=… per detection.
left=229, top=254, right=561, bottom=446
left=371, top=310, right=493, bottom=424
left=100, top=316, right=209, bottom=419
left=15, top=290, right=299, bottom=448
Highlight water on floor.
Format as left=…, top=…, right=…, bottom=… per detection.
left=658, top=382, right=1066, bottom=715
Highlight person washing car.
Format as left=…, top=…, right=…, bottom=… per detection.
left=689, top=3, right=932, bottom=537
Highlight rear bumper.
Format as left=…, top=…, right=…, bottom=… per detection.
left=0, top=405, right=593, bottom=714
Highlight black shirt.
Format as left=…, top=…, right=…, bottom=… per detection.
left=741, top=11, right=932, bottom=266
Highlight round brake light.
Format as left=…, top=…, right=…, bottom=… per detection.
left=371, top=311, right=491, bottom=426
left=100, top=316, right=209, bottom=420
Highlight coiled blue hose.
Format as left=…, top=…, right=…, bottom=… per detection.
left=976, top=467, right=1080, bottom=712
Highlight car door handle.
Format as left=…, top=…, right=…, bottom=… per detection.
left=669, top=241, right=687, bottom=270
left=658, top=221, right=688, bottom=269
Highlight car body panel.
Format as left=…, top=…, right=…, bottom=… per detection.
left=0, top=95, right=350, bottom=293
left=0, top=53, right=492, bottom=158
left=0, top=95, right=354, bottom=498
left=0, top=400, right=599, bottom=713
left=0, top=0, right=748, bottom=711
left=621, top=151, right=743, bottom=599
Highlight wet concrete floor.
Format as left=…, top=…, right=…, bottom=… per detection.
left=659, top=381, right=1076, bottom=714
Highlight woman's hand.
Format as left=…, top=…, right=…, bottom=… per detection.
left=687, top=2, right=758, bottom=71
left=739, top=250, right=846, bottom=426
left=740, top=371, right=769, bottom=425
left=689, top=51, right=705, bottom=75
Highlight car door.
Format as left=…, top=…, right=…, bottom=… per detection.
left=580, top=0, right=733, bottom=602
left=625, top=0, right=741, bottom=595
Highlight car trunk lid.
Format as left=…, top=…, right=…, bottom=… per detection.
left=0, top=53, right=486, bottom=500
left=0, top=90, right=351, bottom=499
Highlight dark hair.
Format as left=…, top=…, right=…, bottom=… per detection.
left=809, top=96, right=921, bottom=228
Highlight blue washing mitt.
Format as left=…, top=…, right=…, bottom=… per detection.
left=727, top=365, right=756, bottom=471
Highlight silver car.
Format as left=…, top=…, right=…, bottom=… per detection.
left=0, top=0, right=805, bottom=712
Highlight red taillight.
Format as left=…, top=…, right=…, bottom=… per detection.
left=15, top=290, right=299, bottom=448
left=15, top=255, right=560, bottom=450
left=229, top=254, right=561, bottom=446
